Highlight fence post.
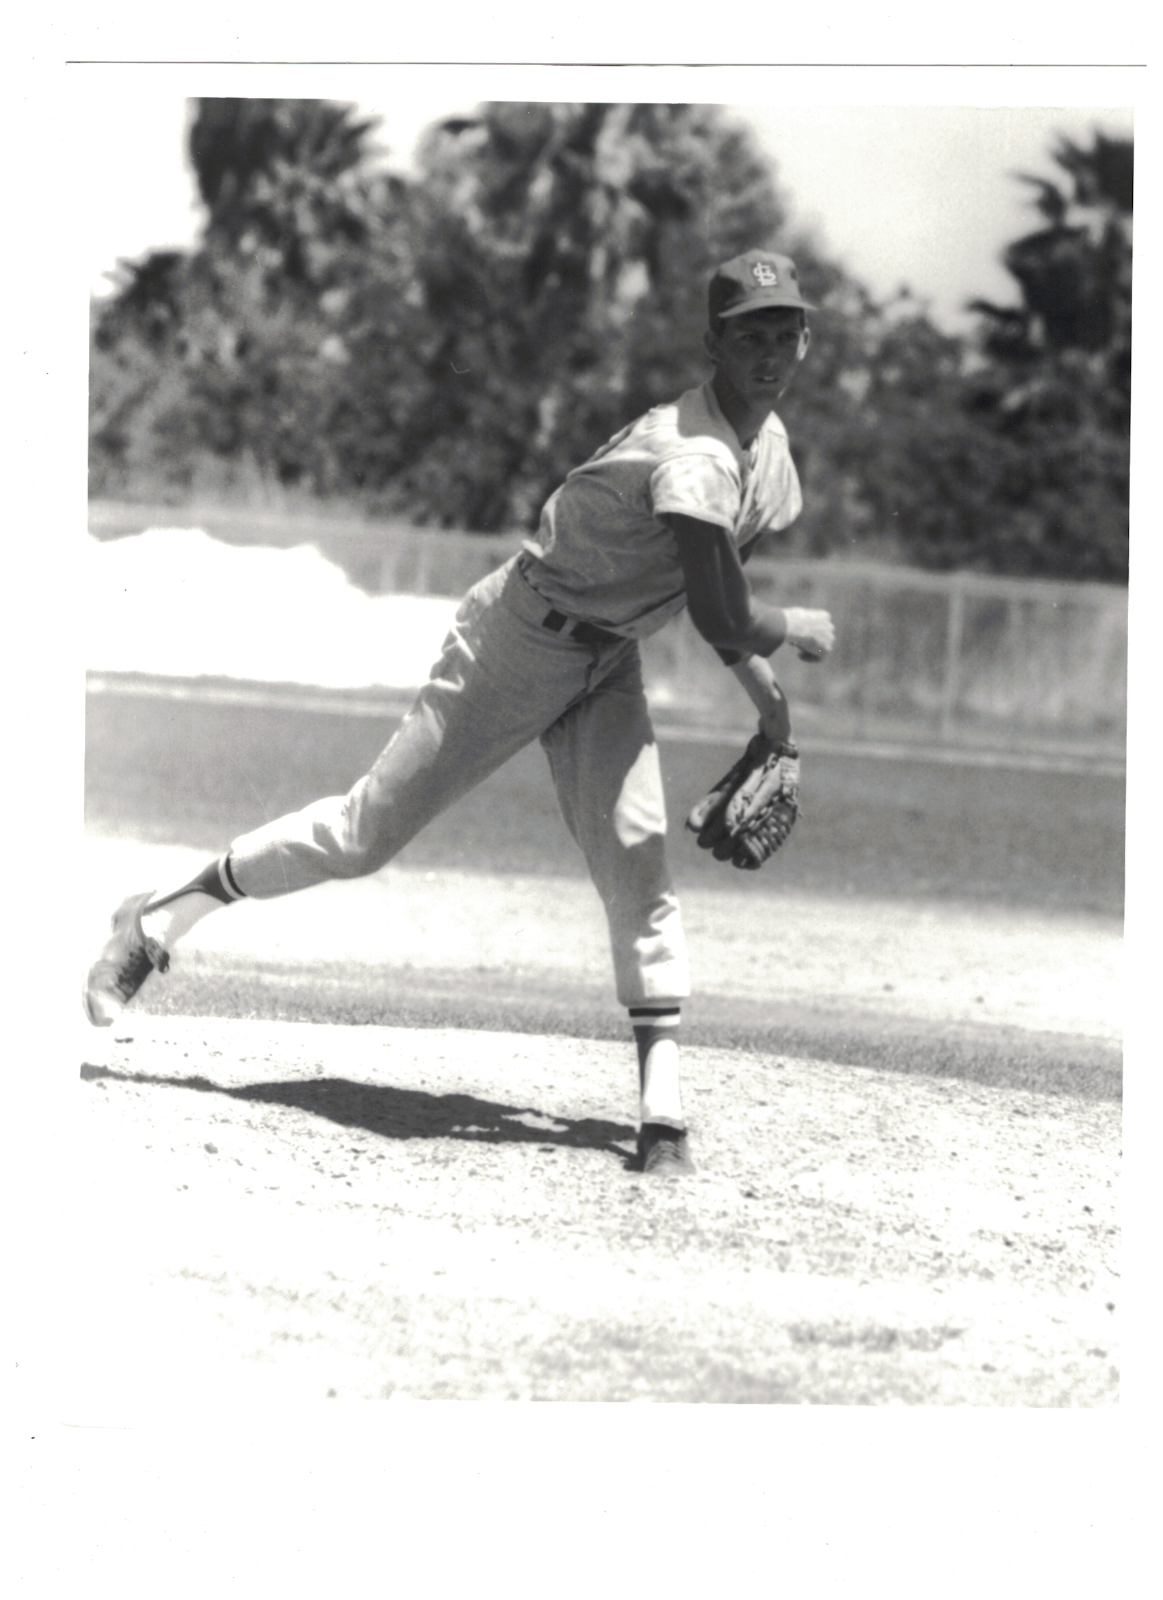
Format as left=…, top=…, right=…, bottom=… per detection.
left=939, top=577, right=966, bottom=741
left=414, top=537, right=433, bottom=596
left=378, top=545, right=398, bottom=594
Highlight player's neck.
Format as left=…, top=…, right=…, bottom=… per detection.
left=711, top=371, right=774, bottom=450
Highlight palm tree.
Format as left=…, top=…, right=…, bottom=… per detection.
left=961, top=131, right=1133, bottom=579
left=188, top=98, right=382, bottom=284
left=970, top=133, right=1132, bottom=418
left=404, top=102, right=791, bottom=526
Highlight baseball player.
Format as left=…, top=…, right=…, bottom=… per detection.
left=84, top=248, right=835, bottom=1176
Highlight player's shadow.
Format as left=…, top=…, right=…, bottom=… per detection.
left=81, top=1063, right=638, bottom=1165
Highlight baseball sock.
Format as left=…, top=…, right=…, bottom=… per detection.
left=630, top=1005, right=685, bottom=1130
left=140, top=854, right=247, bottom=949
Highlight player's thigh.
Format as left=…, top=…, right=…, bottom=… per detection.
left=542, top=648, right=668, bottom=852
left=358, top=569, right=595, bottom=819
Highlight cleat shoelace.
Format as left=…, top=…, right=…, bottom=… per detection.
left=113, top=942, right=168, bottom=1002
left=106, top=911, right=170, bottom=1002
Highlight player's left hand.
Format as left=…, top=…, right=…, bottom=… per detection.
left=686, top=734, right=801, bottom=871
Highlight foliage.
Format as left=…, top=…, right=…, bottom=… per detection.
left=786, top=131, right=1133, bottom=580
left=189, top=98, right=381, bottom=285
left=89, top=103, right=1131, bottom=582
left=958, top=132, right=1132, bottom=579
left=90, top=100, right=425, bottom=501
left=780, top=289, right=987, bottom=564
left=384, top=102, right=791, bottom=527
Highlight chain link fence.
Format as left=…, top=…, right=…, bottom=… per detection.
left=645, top=559, right=1128, bottom=757
left=89, top=504, right=1128, bottom=759
left=376, top=527, right=1127, bottom=758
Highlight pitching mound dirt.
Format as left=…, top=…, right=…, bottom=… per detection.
left=62, top=1010, right=1119, bottom=1408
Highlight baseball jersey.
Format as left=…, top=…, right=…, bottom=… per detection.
left=520, top=380, right=802, bottom=639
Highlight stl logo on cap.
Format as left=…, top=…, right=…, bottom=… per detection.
left=708, top=248, right=815, bottom=321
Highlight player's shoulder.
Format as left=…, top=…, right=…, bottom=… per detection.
left=649, top=383, right=742, bottom=463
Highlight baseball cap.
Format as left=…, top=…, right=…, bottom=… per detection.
left=709, top=250, right=815, bottom=321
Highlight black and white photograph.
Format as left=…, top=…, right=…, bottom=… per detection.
left=67, top=79, right=1134, bottom=1412
left=5, top=19, right=1152, bottom=1590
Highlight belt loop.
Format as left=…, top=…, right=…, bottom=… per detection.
left=542, top=609, right=568, bottom=634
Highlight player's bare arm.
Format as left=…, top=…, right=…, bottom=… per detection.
left=727, top=653, right=793, bottom=746
left=665, top=513, right=835, bottom=662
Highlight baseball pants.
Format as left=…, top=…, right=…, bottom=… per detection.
left=227, top=555, right=691, bottom=1008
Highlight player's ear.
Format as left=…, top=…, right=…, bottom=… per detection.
left=797, top=322, right=811, bottom=360
left=703, top=326, right=722, bottom=363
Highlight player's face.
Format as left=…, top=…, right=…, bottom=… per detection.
left=705, top=309, right=810, bottom=414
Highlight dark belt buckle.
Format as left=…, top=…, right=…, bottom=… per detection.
left=573, top=619, right=616, bottom=647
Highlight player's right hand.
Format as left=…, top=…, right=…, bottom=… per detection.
left=783, top=607, right=835, bottom=662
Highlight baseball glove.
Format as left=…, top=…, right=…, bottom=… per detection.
left=685, top=735, right=801, bottom=871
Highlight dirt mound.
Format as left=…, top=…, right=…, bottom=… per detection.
left=66, top=1013, right=1119, bottom=1407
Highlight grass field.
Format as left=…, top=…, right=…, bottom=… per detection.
left=73, top=682, right=1124, bottom=1406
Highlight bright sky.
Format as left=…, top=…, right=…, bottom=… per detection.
left=79, top=76, right=1133, bottom=335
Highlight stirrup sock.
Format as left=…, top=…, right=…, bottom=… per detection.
left=147, top=854, right=246, bottom=910
left=630, top=1006, right=684, bottom=1129
left=141, top=855, right=246, bottom=949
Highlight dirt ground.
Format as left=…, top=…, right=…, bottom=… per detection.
left=56, top=840, right=1122, bottom=1409
left=81, top=838, right=1123, bottom=1044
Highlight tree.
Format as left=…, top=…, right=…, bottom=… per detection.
left=188, top=98, right=381, bottom=288
left=382, top=102, right=793, bottom=528
left=102, top=95, right=1076, bottom=580
left=971, top=133, right=1131, bottom=399
left=780, top=131, right=1134, bottom=580
left=779, top=287, right=989, bottom=565
left=957, top=132, right=1132, bottom=579
left=90, top=99, right=432, bottom=501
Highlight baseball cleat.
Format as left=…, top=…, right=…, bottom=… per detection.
left=82, top=890, right=170, bottom=1027
left=638, top=1123, right=696, bottom=1176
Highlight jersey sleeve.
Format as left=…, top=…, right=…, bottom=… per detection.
left=648, top=451, right=741, bottom=532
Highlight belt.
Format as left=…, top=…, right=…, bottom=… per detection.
left=540, top=607, right=625, bottom=648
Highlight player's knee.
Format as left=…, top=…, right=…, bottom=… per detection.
left=321, top=785, right=400, bottom=879
left=319, top=808, right=393, bottom=878
left=328, top=835, right=392, bottom=879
